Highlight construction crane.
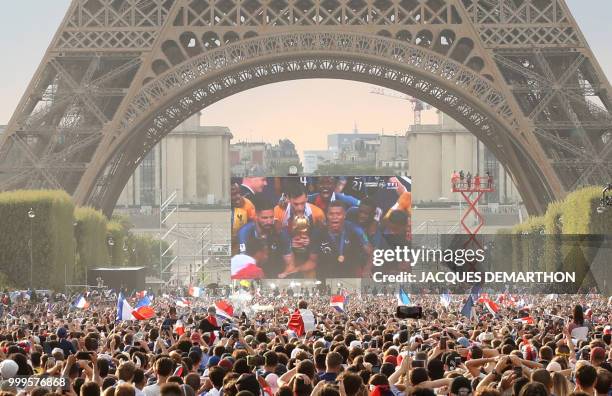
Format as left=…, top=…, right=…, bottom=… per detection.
left=370, top=87, right=430, bottom=126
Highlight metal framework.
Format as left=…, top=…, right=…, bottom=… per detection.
left=452, top=178, right=494, bottom=249
left=0, top=0, right=611, bottom=215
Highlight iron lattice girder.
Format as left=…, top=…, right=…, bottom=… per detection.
left=0, top=0, right=610, bottom=216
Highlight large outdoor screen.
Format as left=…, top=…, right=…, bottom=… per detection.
left=230, top=176, right=412, bottom=279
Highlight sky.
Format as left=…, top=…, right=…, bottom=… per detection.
left=1, top=0, right=611, bottom=153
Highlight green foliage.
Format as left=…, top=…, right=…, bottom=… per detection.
left=510, top=186, right=610, bottom=290
left=0, top=190, right=75, bottom=290
left=74, top=207, right=109, bottom=283
left=543, top=201, right=564, bottom=272
left=560, top=186, right=612, bottom=235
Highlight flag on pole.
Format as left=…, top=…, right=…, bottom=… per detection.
left=330, top=295, right=346, bottom=313
left=176, top=297, right=191, bottom=308
left=188, top=286, right=202, bottom=298
left=73, top=295, right=89, bottom=309
left=174, top=320, right=185, bottom=336
left=470, top=284, right=482, bottom=303
left=215, top=300, right=234, bottom=322
left=481, top=298, right=500, bottom=316
left=514, top=316, right=534, bottom=325
left=440, top=292, right=451, bottom=308
left=460, top=295, right=476, bottom=319
left=133, top=295, right=155, bottom=320
left=397, top=287, right=411, bottom=306
left=116, top=292, right=135, bottom=321
left=287, top=308, right=316, bottom=336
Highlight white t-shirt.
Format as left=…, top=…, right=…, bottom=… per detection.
left=143, top=383, right=160, bottom=396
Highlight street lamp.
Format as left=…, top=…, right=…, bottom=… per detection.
left=27, top=208, right=35, bottom=291
left=596, top=183, right=612, bottom=214
left=107, top=236, right=115, bottom=265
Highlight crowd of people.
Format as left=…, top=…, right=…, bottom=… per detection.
left=230, top=176, right=413, bottom=279
left=0, top=289, right=609, bottom=396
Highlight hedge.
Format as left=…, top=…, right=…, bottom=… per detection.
left=560, top=186, right=612, bottom=234
left=558, top=187, right=610, bottom=290
left=0, top=190, right=75, bottom=290
left=507, top=186, right=611, bottom=292
left=543, top=201, right=564, bottom=272
left=74, top=207, right=109, bottom=283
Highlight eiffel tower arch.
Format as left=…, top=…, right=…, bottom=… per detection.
left=0, top=0, right=610, bottom=216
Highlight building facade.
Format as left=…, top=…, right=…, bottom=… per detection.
left=407, top=113, right=521, bottom=204
left=116, top=113, right=232, bottom=207
left=230, top=139, right=301, bottom=176
left=303, top=150, right=335, bottom=174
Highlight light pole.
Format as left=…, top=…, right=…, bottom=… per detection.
left=27, top=208, right=35, bottom=291
left=107, top=236, right=115, bottom=266
left=72, top=221, right=78, bottom=292
left=596, top=183, right=612, bottom=214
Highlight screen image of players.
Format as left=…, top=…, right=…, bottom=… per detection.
left=229, top=176, right=413, bottom=279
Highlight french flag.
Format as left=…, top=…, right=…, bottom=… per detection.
left=174, top=320, right=185, bottom=336
left=231, top=254, right=264, bottom=279
left=133, top=296, right=155, bottom=320
left=514, top=316, right=534, bottom=325
left=215, top=300, right=234, bottom=322
left=188, top=286, right=202, bottom=297
left=116, top=292, right=135, bottom=321
left=330, top=295, right=346, bottom=313
left=481, top=298, right=500, bottom=316
left=73, top=295, right=89, bottom=309
left=440, top=292, right=451, bottom=308
left=176, top=297, right=191, bottom=308
left=287, top=308, right=316, bottom=337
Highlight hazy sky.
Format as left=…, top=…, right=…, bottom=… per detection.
left=1, top=1, right=611, bottom=153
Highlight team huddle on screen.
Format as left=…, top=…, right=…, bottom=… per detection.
left=230, top=176, right=413, bottom=279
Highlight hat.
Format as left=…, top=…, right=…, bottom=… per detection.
left=56, top=327, right=67, bottom=338
left=450, top=376, right=472, bottom=396
left=0, top=360, right=18, bottom=379
left=189, top=346, right=203, bottom=357
left=384, top=355, right=397, bottom=366
left=207, top=356, right=221, bottom=367
left=480, top=332, right=494, bottom=342
left=219, top=359, right=233, bottom=371
left=291, top=348, right=304, bottom=359
left=349, top=340, right=362, bottom=349
left=591, top=347, right=606, bottom=361
left=266, top=373, right=280, bottom=394
left=456, top=337, right=470, bottom=348
left=51, top=347, right=64, bottom=357
left=546, top=361, right=562, bottom=372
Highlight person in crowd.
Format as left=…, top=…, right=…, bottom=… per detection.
left=274, top=183, right=325, bottom=234
left=237, top=195, right=295, bottom=278
left=240, top=177, right=268, bottom=202
left=231, top=181, right=256, bottom=254
left=308, top=177, right=360, bottom=212
left=302, top=201, right=373, bottom=278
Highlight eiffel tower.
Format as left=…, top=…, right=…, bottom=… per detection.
left=0, top=0, right=610, bottom=215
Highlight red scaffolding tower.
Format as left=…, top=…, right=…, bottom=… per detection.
left=451, top=175, right=494, bottom=249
